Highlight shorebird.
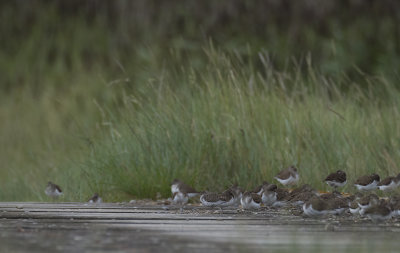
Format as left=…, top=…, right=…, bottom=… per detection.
left=45, top=181, right=63, bottom=198
left=364, top=199, right=393, bottom=222
left=273, top=187, right=289, bottom=207
left=261, top=184, right=278, bottom=206
left=354, top=173, right=380, bottom=191
left=303, top=196, right=347, bottom=217
left=288, top=184, right=315, bottom=197
left=389, top=195, right=400, bottom=217
left=347, top=192, right=363, bottom=215
left=225, top=184, right=243, bottom=206
left=172, top=192, right=189, bottom=205
left=357, top=193, right=379, bottom=215
left=326, top=197, right=348, bottom=215
left=303, top=197, right=330, bottom=217
left=241, top=191, right=262, bottom=209
left=88, top=193, right=102, bottom=203
left=171, top=179, right=200, bottom=198
left=324, top=170, right=347, bottom=191
left=274, top=166, right=299, bottom=186
left=285, top=184, right=317, bottom=205
left=200, top=190, right=236, bottom=207
left=349, top=199, right=360, bottom=215
left=377, top=174, right=400, bottom=191
left=288, top=191, right=316, bottom=206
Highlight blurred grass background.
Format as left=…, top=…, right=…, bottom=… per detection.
left=1, top=0, right=400, bottom=201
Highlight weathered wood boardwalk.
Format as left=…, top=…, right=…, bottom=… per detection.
left=0, top=202, right=399, bottom=252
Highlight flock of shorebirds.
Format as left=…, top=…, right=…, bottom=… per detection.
left=170, top=166, right=400, bottom=222
left=44, top=165, right=400, bottom=222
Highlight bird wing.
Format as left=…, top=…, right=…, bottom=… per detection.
left=180, top=183, right=198, bottom=194
left=324, top=173, right=337, bottom=182
left=55, top=185, right=62, bottom=193
left=276, top=169, right=291, bottom=180
left=378, top=177, right=393, bottom=186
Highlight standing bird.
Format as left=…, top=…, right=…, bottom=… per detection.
left=171, top=179, right=200, bottom=198
left=324, top=170, right=347, bottom=192
left=241, top=191, right=262, bottom=209
left=354, top=173, right=380, bottom=191
left=88, top=193, right=102, bottom=203
left=274, top=166, right=299, bottom=186
left=172, top=192, right=189, bottom=211
left=45, top=181, right=63, bottom=198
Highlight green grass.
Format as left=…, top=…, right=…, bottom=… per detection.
left=83, top=50, right=400, bottom=201
left=2, top=46, right=399, bottom=202
left=0, top=18, right=400, bottom=201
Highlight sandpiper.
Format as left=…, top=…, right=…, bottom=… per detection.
left=200, top=192, right=221, bottom=207
left=389, top=195, right=400, bottom=217
left=303, top=197, right=330, bottom=217
left=289, top=191, right=317, bottom=206
left=241, top=191, right=262, bottom=209
left=274, top=166, right=299, bottom=186
left=171, top=179, right=200, bottom=198
left=364, top=199, right=393, bottom=222
left=226, top=184, right=244, bottom=206
left=349, top=199, right=360, bottom=214
left=357, top=193, right=379, bottom=215
left=285, top=184, right=316, bottom=205
left=261, top=184, right=278, bottom=206
left=324, top=170, right=347, bottom=191
left=45, top=181, right=63, bottom=198
left=88, top=193, right=102, bottom=203
left=200, top=190, right=235, bottom=207
left=172, top=192, right=189, bottom=205
left=348, top=192, right=363, bottom=215
left=252, top=181, right=269, bottom=195
left=219, top=189, right=238, bottom=207
left=326, top=197, right=348, bottom=215
left=273, top=187, right=289, bottom=207
left=288, top=184, right=315, bottom=197
left=377, top=174, right=400, bottom=191
left=354, top=173, right=380, bottom=191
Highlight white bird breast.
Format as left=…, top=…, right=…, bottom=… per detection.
left=355, top=180, right=378, bottom=191
left=171, top=184, right=179, bottom=194
left=275, top=174, right=299, bottom=185
left=326, top=180, right=346, bottom=188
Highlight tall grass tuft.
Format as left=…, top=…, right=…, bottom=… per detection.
left=1, top=46, right=400, bottom=201
left=78, top=49, right=400, bottom=201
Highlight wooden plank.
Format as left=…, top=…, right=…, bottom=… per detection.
left=1, top=202, right=400, bottom=252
